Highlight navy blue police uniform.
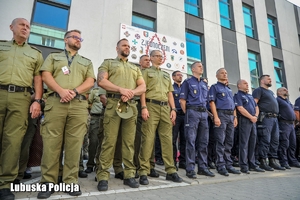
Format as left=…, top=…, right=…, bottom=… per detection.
left=208, top=82, right=235, bottom=171
left=234, top=91, right=258, bottom=171
left=180, top=76, right=209, bottom=173
left=172, top=82, right=186, bottom=168
left=206, top=103, right=216, bottom=169
left=294, top=97, right=300, bottom=162
left=277, top=96, right=298, bottom=167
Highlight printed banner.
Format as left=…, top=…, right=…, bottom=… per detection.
left=120, top=23, right=187, bottom=73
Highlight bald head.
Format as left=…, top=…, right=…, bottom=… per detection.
left=277, top=87, right=289, bottom=98
left=237, top=79, right=249, bottom=92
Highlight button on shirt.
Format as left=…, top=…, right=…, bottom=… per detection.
left=173, top=83, right=182, bottom=111
left=208, top=82, right=235, bottom=110
left=277, top=96, right=296, bottom=121
left=180, top=76, right=208, bottom=106
left=234, top=90, right=257, bottom=116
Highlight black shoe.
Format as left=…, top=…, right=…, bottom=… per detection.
left=269, top=158, right=285, bottom=170
left=290, top=162, right=300, bottom=168
left=227, top=167, right=241, bottom=174
left=249, top=166, right=265, bottom=172
left=115, top=171, right=124, bottom=180
left=124, top=178, right=139, bottom=188
left=218, top=168, right=229, bottom=176
left=208, top=162, right=216, bottom=169
left=148, top=169, right=159, bottom=178
left=178, top=162, right=186, bottom=169
left=135, top=171, right=139, bottom=179
left=186, top=170, right=197, bottom=179
left=240, top=168, right=250, bottom=174
left=85, top=167, right=93, bottom=173
left=259, top=158, right=274, bottom=171
left=156, top=159, right=164, bottom=166
left=37, top=183, right=54, bottom=199
left=139, top=175, right=149, bottom=185
left=166, top=173, right=183, bottom=182
left=197, top=169, right=215, bottom=177
left=78, top=170, right=88, bottom=178
left=97, top=180, right=108, bottom=191
left=255, top=160, right=260, bottom=166
left=13, top=179, right=20, bottom=184
left=23, top=172, right=32, bottom=179
left=0, top=188, right=15, bottom=200
left=281, top=164, right=291, bottom=169
left=58, top=176, right=63, bottom=183
left=68, top=189, right=82, bottom=196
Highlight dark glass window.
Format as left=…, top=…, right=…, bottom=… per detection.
left=274, top=60, right=285, bottom=89
left=132, top=14, right=155, bottom=31
left=242, top=4, right=255, bottom=38
left=219, top=0, right=232, bottom=29
left=268, top=16, right=278, bottom=47
left=186, top=31, right=202, bottom=75
left=185, top=0, right=201, bottom=17
left=248, top=51, right=260, bottom=90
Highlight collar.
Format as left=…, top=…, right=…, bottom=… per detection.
left=116, top=56, right=128, bottom=62
left=12, top=39, right=26, bottom=46
left=238, top=90, right=247, bottom=95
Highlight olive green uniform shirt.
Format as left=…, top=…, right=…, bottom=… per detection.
left=98, top=57, right=143, bottom=91
left=88, top=87, right=103, bottom=114
left=142, top=66, right=173, bottom=101
left=0, top=40, right=43, bottom=87
left=40, top=51, right=95, bottom=97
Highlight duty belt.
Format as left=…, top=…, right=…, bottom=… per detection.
left=217, top=109, right=234, bottom=115
left=107, top=93, right=122, bottom=99
left=90, top=113, right=101, bottom=116
left=265, top=112, right=278, bottom=118
left=146, top=98, right=168, bottom=106
left=49, top=92, right=86, bottom=100
left=278, top=119, right=294, bottom=124
left=0, top=84, right=31, bottom=93
left=186, top=105, right=206, bottom=112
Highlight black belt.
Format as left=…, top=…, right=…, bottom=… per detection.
left=146, top=98, right=168, bottom=106
left=0, top=84, right=31, bottom=93
left=107, top=93, right=122, bottom=99
left=177, top=110, right=185, bottom=115
left=90, top=113, right=101, bottom=116
left=186, top=105, right=206, bottom=112
left=49, top=92, right=86, bottom=100
left=217, top=109, right=234, bottom=115
left=278, top=119, right=294, bottom=124
left=265, top=112, right=278, bottom=118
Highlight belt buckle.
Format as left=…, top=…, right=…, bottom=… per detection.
left=8, top=85, right=16, bottom=92
left=160, top=101, right=164, bottom=106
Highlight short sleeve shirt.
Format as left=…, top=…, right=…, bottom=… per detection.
left=173, top=83, right=182, bottom=110
left=234, top=90, right=257, bottom=116
left=88, top=87, right=103, bottom=114
left=294, top=97, right=300, bottom=111
left=277, top=96, right=296, bottom=121
left=252, top=87, right=279, bottom=113
left=208, top=82, right=235, bottom=110
left=0, top=40, right=44, bottom=87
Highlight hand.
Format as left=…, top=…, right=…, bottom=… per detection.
left=214, top=117, right=221, bottom=127
left=30, top=102, right=41, bottom=118
left=250, top=116, right=257, bottom=123
left=100, top=95, right=107, bottom=106
left=170, top=110, right=176, bottom=125
left=119, top=88, right=134, bottom=99
left=59, top=89, right=74, bottom=103
left=121, top=95, right=129, bottom=102
left=234, top=117, right=238, bottom=127
left=142, top=108, right=150, bottom=121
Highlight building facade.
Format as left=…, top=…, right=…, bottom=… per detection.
left=1, top=0, right=300, bottom=101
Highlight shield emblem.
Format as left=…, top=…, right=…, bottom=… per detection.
left=143, top=31, right=148, bottom=37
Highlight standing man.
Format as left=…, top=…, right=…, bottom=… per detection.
left=294, top=96, right=300, bottom=162
left=0, top=18, right=43, bottom=200
left=252, top=75, right=285, bottom=171
left=208, top=68, right=240, bottom=176
left=277, top=87, right=300, bottom=168
left=96, top=38, right=146, bottom=191
left=37, top=29, right=95, bottom=199
left=180, top=62, right=215, bottom=178
left=138, top=50, right=183, bottom=185
left=234, top=79, right=265, bottom=174
left=172, top=70, right=186, bottom=170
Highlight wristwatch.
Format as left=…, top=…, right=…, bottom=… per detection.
left=34, top=99, right=43, bottom=104
left=171, top=108, right=177, bottom=112
left=73, top=88, right=79, bottom=96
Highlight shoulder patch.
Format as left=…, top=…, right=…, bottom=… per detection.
left=30, top=45, right=42, bottom=53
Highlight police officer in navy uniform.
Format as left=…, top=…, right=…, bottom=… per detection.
left=172, top=70, right=186, bottom=170
left=180, top=62, right=215, bottom=178
left=276, top=87, right=300, bottom=168
left=252, top=75, right=285, bottom=171
left=208, top=68, right=240, bottom=176
left=294, top=96, right=300, bottom=162
left=234, top=79, right=265, bottom=174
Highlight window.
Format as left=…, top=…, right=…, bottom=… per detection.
left=219, top=0, right=232, bottom=29
left=274, top=60, right=285, bottom=89
left=248, top=51, right=260, bottom=90
left=242, top=4, right=255, bottom=38
left=186, top=31, right=202, bottom=75
left=132, top=14, right=155, bottom=31
left=28, top=0, right=71, bottom=49
left=268, top=16, right=278, bottom=47
left=185, top=0, right=201, bottom=17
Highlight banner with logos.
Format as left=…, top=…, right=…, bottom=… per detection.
left=120, top=23, right=187, bottom=73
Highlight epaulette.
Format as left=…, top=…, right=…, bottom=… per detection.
left=81, top=55, right=91, bottom=61
left=162, top=70, right=170, bottom=75
left=0, top=40, right=8, bottom=42
left=104, top=58, right=114, bottom=61
left=50, top=51, right=61, bottom=54
left=129, top=62, right=138, bottom=66
left=30, top=45, right=42, bottom=53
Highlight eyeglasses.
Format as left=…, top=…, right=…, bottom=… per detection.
left=66, top=35, right=84, bottom=42
left=152, top=55, right=164, bottom=59
left=176, top=74, right=183, bottom=77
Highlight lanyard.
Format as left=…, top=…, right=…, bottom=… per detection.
left=64, top=49, right=75, bottom=67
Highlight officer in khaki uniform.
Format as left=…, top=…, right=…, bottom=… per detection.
left=96, top=38, right=146, bottom=191
left=37, top=29, right=95, bottom=199
left=0, top=18, right=43, bottom=200
left=138, top=50, right=183, bottom=185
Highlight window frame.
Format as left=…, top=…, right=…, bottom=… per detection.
left=267, top=15, right=280, bottom=48
left=247, top=51, right=261, bottom=90
left=132, top=13, right=156, bottom=32
left=242, top=4, right=256, bottom=38
left=219, top=0, right=233, bottom=30
left=184, top=0, right=202, bottom=17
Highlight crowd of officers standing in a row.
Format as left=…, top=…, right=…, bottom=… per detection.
left=0, top=18, right=300, bottom=200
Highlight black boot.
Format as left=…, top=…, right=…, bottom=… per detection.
left=269, top=158, right=285, bottom=170
left=259, top=158, right=274, bottom=171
